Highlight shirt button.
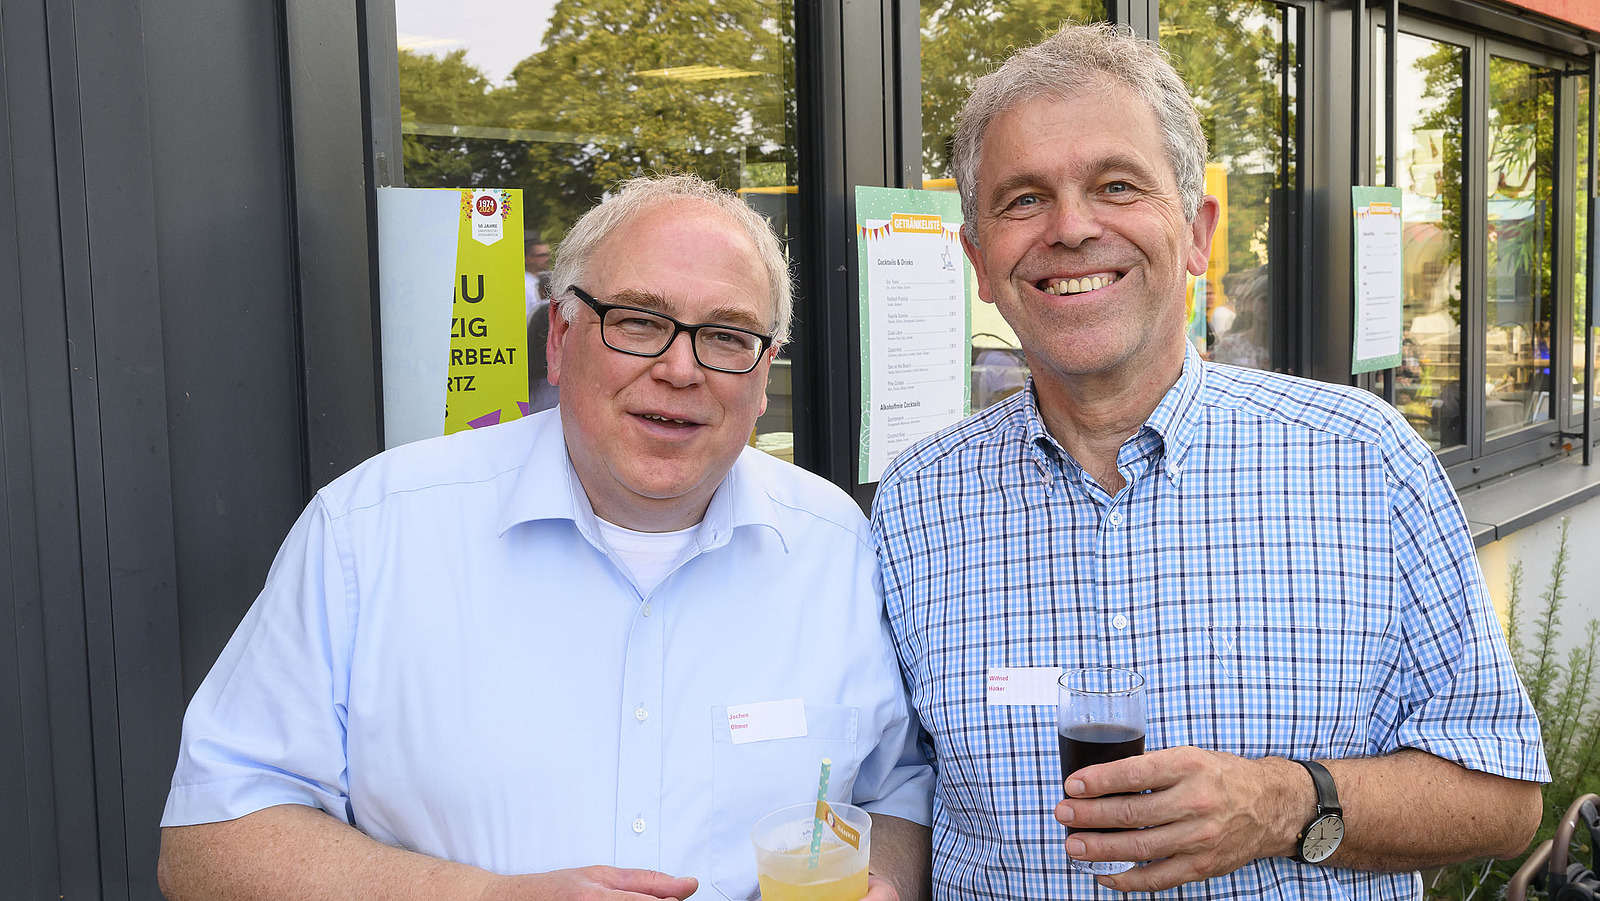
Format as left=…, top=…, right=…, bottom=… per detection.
left=641, top=603, right=652, bottom=617
left=1107, top=511, right=1124, bottom=526
left=632, top=818, right=646, bottom=834
left=635, top=706, right=649, bottom=722
left=1112, top=613, right=1129, bottom=630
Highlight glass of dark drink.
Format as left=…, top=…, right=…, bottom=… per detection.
left=1056, top=666, right=1146, bottom=875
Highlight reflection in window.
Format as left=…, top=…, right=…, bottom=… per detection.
left=1485, top=57, right=1555, bottom=440
left=920, top=0, right=1106, bottom=412
left=1163, top=0, right=1298, bottom=375
left=394, top=0, right=801, bottom=459
left=1383, top=33, right=1465, bottom=451
left=1575, top=78, right=1594, bottom=418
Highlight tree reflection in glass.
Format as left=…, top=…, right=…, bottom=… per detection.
left=1162, top=0, right=1298, bottom=375
left=1484, top=57, right=1555, bottom=440
left=1390, top=34, right=1465, bottom=451
left=1573, top=78, right=1593, bottom=419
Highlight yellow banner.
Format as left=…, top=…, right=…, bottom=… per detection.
left=890, top=212, right=944, bottom=234
left=445, top=189, right=529, bottom=433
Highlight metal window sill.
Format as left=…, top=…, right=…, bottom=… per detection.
left=1457, top=452, right=1600, bottom=546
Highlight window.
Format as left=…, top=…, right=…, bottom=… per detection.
left=1162, top=0, right=1302, bottom=376
left=918, top=0, right=1301, bottom=409
left=1382, top=31, right=1466, bottom=451
left=1573, top=76, right=1595, bottom=421
left=1485, top=56, right=1556, bottom=441
left=1377, top=19, right=1592, bottom=475
left=390, top=0, right=802, bottom=459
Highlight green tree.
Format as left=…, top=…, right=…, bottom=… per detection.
left=919, top=0, right=1107, bottom=182
left=1162, top=1, right=1294, bottom=276
left=399, top=48, right=527, bottom=188
left=398, top=0, right=798, bottom=243
left=508, top=0, right=793, bottom=234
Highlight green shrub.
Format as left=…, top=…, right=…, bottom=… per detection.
left=1427, top=517, right=1600, bottom=899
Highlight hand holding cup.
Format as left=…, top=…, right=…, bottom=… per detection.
left=1056, top=667, right=1147, bottom=876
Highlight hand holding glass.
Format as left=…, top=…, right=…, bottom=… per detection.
left=751, top=802, right=871, bottom=901
left=1057, top=666, right=1146, bottom=876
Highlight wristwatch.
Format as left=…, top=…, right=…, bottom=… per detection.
left=1290, top=759, right=1345, bottom=864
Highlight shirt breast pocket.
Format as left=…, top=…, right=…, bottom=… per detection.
left=708, top=703, right=859, bottom=901
left=1207, top=620, right=1370, bottom=759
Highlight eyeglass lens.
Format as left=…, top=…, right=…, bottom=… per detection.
left=602, top=308, right=763, bottom=372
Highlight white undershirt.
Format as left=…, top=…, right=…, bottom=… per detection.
left=593, top=518, right=699, bottom=597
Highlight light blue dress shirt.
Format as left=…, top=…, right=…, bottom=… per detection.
left=164, top=409, right=933, bottom=900
left=871, top=348, right=1547, bottom=901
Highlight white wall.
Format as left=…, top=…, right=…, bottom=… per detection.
left=1477, top=495, right=1600, bottom=657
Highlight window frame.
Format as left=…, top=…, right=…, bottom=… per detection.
left=1378, top=14, right=1593, bottom=486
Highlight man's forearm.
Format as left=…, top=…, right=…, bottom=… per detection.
left=159, top=803, right=495, bottom=901
left=1068, top=745, right=1545, bottom=892
left=867, top=813, right=932, bottom=901
left=1323, top=749, right=1544, bottom=871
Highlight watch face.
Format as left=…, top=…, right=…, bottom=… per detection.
left=1301, top=814, right=1344, bottom=864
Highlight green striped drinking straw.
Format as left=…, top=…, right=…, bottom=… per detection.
left=806, top=758, right=832, bottom=869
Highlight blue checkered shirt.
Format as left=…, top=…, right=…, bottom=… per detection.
left=871, top=349, right=1549, bottom=901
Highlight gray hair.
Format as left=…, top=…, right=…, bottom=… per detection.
left=952, top=21, right=1207, bottom=234
left=551, top=174, right=794, bottom=347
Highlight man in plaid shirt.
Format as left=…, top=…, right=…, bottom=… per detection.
left=871, top=22, right=1548, bottom=901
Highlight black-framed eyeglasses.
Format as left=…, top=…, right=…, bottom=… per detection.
left=568, top=285, right=774, bottom=375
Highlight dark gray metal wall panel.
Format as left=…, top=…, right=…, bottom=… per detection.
left=794, top=0, right=853, bottom=483
left=0, top=0, right=296, bottom=898
left=72, top=0, right=199, bottom=891
left=285, top=0, right=382, bottom=489
left=0, top=13, right=60, bottom=894
left=2, top=0, right=105, bottom=893
left=142, top=0, right=305, bottom=702
left=844, top=0, right=892, bottom=496
left=0, top=433, right=42, bottom=901
left=1304, top=2, right=1356, bottom=384
left=39, top=0, right=138, bottom=888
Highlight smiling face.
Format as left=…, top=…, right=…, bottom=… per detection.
left=547, top=200, right=775, bottom=531
left=962, top=85, right=1218, bottom=402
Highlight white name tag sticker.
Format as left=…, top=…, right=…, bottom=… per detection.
left=727, top=698, right=808, bottom=744
left=986, top=667, right=1063, bottom=706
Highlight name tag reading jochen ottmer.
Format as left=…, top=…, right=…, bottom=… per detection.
left=727, top=698, right=809, bottom=745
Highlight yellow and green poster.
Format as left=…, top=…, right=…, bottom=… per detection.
left=376, top=187, right=529, bottom=447
left=446, top=189, right=528, bottom=433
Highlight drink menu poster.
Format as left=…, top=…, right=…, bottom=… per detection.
left=855, top=186, right=971, bottom=483
left=1351, top=186, right=1404, bottom=374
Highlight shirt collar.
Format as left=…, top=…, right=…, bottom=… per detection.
left=497, top=411, right=786, bottom=553
left=1017, top=342, right=1208, bottom=487
left=1019, top=381, right=1071, bottom=486
left=1141, top=342, right=1207, bottom=484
